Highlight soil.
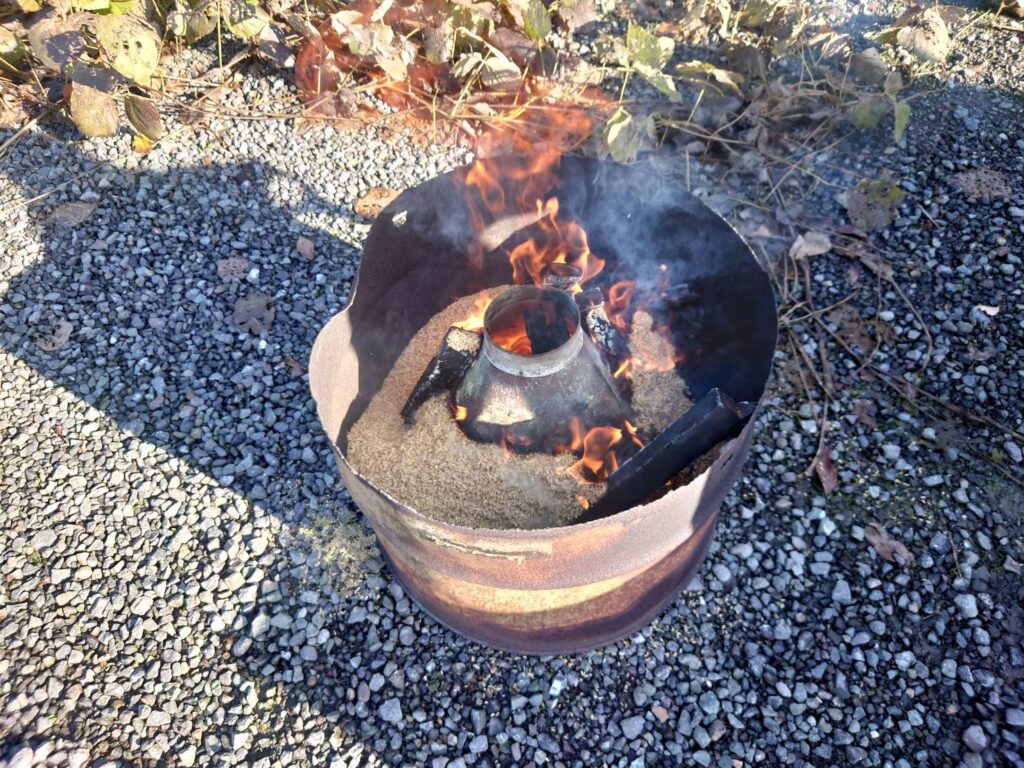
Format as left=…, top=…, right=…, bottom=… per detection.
left=347, top=290, right=696, bottom=530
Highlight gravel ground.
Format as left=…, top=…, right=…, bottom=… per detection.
left=2, top=8, right=1023, bottom=768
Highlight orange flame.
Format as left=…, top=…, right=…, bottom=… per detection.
left=571, top=426, right=623, bottom=483
left=607, top=280, right=635, bottom=332
left=454, top=405, right=468, bottom=421
left=624, top=420, right=644, bottom=450
left=576, top=495, right=590, bottom=509
left=553, top=417, right=586, bottom=455
left=613, top=358, right=632, bottom=380
left=452, top=292, right=492, bottom=333
left=460, top=109, right=603, bottom=291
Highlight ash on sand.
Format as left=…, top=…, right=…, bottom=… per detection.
left=348, top=289, right=693, bottom=530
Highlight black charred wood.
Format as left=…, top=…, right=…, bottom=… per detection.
left=524, top=305, right=571, bottom=354
left=578, top=388, right=755, bottom=522
left=578, top=290, right=631, bottom=392
left=401, top=326, right=482, bottom=423
left=542, top=263, right=583, bottom=292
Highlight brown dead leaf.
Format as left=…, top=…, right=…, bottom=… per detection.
left=232, top=292, right=275, bottom=334
left=852, top=398, right=877, bottom=428
left=828, top=305, right=874, bottom=353
left=846, top=263, right=862, bottom=285
left=296, top=236, right=315, bottom=260
left=49, top=201, right=95, bottom=227
left=857, top=250, right=894, bottom=279
left=36, top=318, right=72, bottom=351
left=789, top=231, right=831, bottom=260
left=282, top=355, right=306, bottom=377
left=953, top=168, right=1011, bottom=201
left=815, top=445, right=839, bottom=494
left=864, top=522, right=914, bottom=566
left=354, top=187, right=400, bottom=218
left=217, top=257, right=249, bottom=280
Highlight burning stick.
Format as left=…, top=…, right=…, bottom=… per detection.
left=401, top=326, right=482, bottom=423
left=577, top=288, right=631, bottom=386
left=578, top=388, right=755, bottom=522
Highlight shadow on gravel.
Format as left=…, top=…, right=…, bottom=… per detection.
left=1, top=140, right=361, bottom=512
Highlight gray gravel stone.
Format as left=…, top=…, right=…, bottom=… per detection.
left=621, top=715, right=645, bottom=739
left=963, top=724, right=988, bottom=752
left=955, top=594, right=979, bottom=619
left=379, top=698, right=403, bottom=724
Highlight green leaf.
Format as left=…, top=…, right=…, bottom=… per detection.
left=851, top=96, right=887, bottom=130
left=96, top=15, right=161, bottom=84
left=1, top=24, right=27, bottom=67
left=185, top=8, right=217, bottom=44
left=603, top=108, right=635, bottom=163
left=626, top=23, right=674, bottom=71
left=224, top=0, right=269, bottom=39
left=675, top=60, right=744, bottom=94
left=603, top=107, right=652, bottom=163
left=523, top=0, right=551, bottom=45
left=125, top=93, right=164, bottom=140
left=893, top=100, right=911, bottom=143
left=70, top=0, right=111, bottom=10
left=635, top=64, right=679, bottom=100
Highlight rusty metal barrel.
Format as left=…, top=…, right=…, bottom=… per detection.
left=309, top=155, right=777, bottom=654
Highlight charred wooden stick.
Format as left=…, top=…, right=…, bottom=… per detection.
left=577, top=287, right=631, bottom=378
left=524, top=304, right=571, bottom=354
left=542, top=263, right=583, bottom=292
left=578, top=388, right=755, bottom=522
left=401, top=326, right=482, bottom=423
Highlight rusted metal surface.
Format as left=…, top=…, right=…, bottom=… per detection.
left=309, top=155, right=777, bottom=654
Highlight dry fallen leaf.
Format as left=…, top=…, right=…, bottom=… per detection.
left=852, top=398, right=877, bottom=428
left=217, top=257, right=249, bottom=280
left=354, top=187, right=400, bottom=218
left=789, top=231, right=832, bottom=259
left=953, top=168, right=1012, bottom=201
left=282, top=355, right=306, bottom=377
left=296, top=236, right=315, bottom=260
left=49, top=201, right=95, bottom=227
left=232, top=292, right=275, bottom=334
left=815, top=444, right=839, bottom=494
left=974, top=304, right=999, bottom=317
left=36, top=318, right=73, bottom=351
left=828, top=305, right=874, bottom=353
left=864, top=522, right=915, bottom=566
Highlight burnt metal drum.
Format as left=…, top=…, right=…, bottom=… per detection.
left=309, top=155, right=777, bottom=654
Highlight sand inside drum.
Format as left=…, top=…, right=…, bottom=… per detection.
left=347, top=289, right=694, bottom=530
